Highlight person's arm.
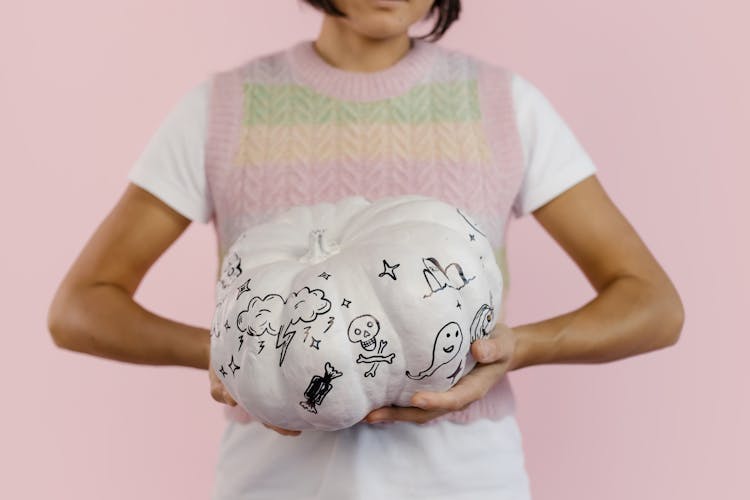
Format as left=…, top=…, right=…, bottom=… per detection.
left=505, top=175, right=684, bottom=369
left=47, top=183, right=209, bottom=369
left=365, top=175, right=684, bottom=423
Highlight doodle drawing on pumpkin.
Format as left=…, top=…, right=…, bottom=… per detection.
left=236, top=293, right=286, bottom=337
left=446, top=360, right=463, bottom=385
left=421, top=257, right=475, bottom=298
left=219, top=252, right=242, bottom=289
left=347, top=314, right=396, bottom=377
left=299, top=362, right=343, bottom=414
left=377, top=259, right=400, bottom=280
left=469, top=304, right=494, bottom=343
left=276, top=287, right=332, bottom=366
left=235, top=287, right=331, bottom=366
left=406, top=321, right=464, bottom=380
left=210, top=302, right=222, bottom=339
left=455, top=208, right=487, bottom=238
left=236, top=278, right=252, bottom=299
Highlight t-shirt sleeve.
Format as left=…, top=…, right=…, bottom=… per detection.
left=127, top=79, right=213, bottom=223
left=510, top=72, right=597, bottom=217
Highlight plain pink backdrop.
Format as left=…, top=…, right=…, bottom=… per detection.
left=1, top=1, right=747, bottom=499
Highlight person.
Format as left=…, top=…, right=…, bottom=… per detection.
left=47, top=0, right=685, bottom=498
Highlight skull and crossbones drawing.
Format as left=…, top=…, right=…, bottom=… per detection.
left=347, top=314, right=396, bottom=377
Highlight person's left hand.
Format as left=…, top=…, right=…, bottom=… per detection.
left=363, top=323, right=520, bottom=424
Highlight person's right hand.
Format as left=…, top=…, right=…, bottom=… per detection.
left=208, top=361, right=301, bottom=436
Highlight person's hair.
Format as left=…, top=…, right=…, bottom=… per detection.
left=300, top=0, right=461, bottom=42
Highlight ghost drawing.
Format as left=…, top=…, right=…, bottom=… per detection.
left=421, top=257, right=475, bottom=298
left=406, top=322, right=464, bottom=380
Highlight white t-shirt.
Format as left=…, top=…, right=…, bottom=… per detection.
left=128, top=71, right=597, bottom=500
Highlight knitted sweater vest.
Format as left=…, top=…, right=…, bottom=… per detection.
left=206, top=38, right=524, bottom=425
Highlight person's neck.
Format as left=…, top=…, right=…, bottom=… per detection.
left=314, top=20, right=413, bottom=73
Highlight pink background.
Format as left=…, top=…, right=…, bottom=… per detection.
left=1, top=0, right=747, bottom=498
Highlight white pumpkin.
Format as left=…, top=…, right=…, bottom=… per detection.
left=210, top=194, right=503, bottom=431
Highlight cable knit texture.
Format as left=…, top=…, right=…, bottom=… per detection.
left=205, top=38, right=524, bottom=425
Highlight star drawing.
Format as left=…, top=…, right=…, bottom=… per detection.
left=377, top=259, right=400, bottom=280
left=236, top=278, right=252, bottom=298
left=228, top=356, right=240, bottom=375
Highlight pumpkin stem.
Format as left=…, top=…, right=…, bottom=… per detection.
left=301, top=229, right=340, bottom=264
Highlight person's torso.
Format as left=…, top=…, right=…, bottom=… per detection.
left=205, top=38, right=524, bottom=426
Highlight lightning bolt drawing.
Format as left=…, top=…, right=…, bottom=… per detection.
left=276, top=322, right=296, bottom=366
left=303, top=325, right=311, bottom=343
left=258, top=339, right=266, bottom=355
left=323, top=316, right=335, bottom=334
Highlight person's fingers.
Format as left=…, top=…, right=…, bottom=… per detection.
left=365, top=405, right=448, bottom=424
left=222, top=390, right=237, bottom=406
left=210, top=383, right=225, bottom=403
left=472, top=325, right=515, bottom=364
left=210, top=385, right=236, bottom=405
left=262, top=422, right=301, bottom=436
left=409, top=361, right=505, bottom=410
left=471, top=338, right=498, bottom=363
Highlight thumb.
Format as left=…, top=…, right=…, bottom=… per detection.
left=471, top=338, right=500, bottom=363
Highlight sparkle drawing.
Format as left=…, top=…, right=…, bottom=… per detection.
left=377, top=259, right=400, bottom=280
left=406, top=321, right=464, bottom=380
left=236, top=278, right=252, bottom=299
left=299, top=362, right=343, bottom=414
left=228, top=355, right=240, bottom=376
left=421, top=257, right=475, bottom=298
